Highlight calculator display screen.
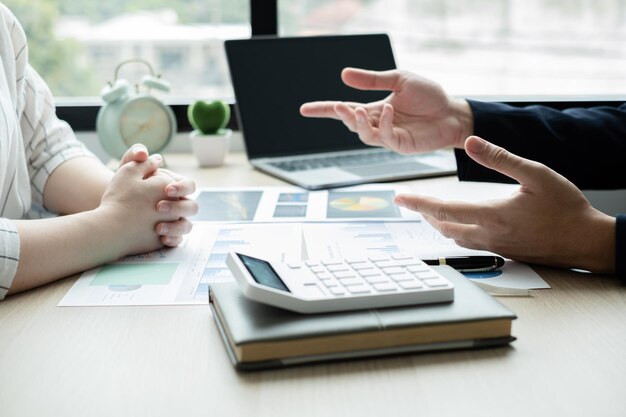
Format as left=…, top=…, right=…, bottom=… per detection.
left=237, top=253, right=291, bottom=292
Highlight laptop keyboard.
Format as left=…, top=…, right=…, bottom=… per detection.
left=269, top=150, right=416, bottom=172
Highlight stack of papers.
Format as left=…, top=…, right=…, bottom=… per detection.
left=59, top=185, right=549, bottom=307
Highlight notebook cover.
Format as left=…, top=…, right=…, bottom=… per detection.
left=209, top=266, right=516, bottom=370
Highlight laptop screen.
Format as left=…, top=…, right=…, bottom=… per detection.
left=225, top=34, right=396, bottom=159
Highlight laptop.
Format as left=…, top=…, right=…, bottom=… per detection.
left=224, top=34, right=457, bottom=190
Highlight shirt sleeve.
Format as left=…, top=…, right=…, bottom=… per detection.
left=0, top=218, right=19, bottom=300
left=454, top=100, right=626, bottom=190
left=0, top=5, right=98, bottom=299
left=19, top=65, right=97, bottom=210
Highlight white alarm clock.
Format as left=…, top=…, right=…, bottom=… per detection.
left=96, top=59, right=177, bottom=160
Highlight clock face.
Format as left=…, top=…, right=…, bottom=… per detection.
left=119, top=97, right=173, bottom=152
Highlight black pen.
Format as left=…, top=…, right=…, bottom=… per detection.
left=422, top=256, right=505, bottom=272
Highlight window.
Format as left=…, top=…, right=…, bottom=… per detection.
left=158, top=48, right=185, bottom=71
left=5, top=0, right=250, bottom=100
left=279, top=0, right=626, bottom=97
left=6, top=0, right=623, bottom=132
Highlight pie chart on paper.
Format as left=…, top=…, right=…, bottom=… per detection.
left=326, top=190, right=401, bottom=219
left=329, top=196, right=389, bottom=212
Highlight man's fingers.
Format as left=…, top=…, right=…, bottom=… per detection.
left=341, top=68, right=404, bottom=92
left=378, top=103, right=395, bottom=145
left=354, top=107, right=379, bottom=145
left=395, top=194, right=487, bottom=225
left=300, top=101, right=344, bottom=119
left=334, top=102, right=358, bottom=131
left=300, top=101, right=366, bottom=119
left=464, top=136, right=547, bottom=186
left=329, top=103, right=385, bottom=146
left=422, top=214, right=483, bottom=245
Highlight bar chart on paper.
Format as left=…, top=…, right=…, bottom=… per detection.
left=90, top=263, right=178, bottom=291
left=58, top=223, right=303, bottom=307
left=58, top=226, right=215, bottom=306
left=193, top=224, right=303, bottom=302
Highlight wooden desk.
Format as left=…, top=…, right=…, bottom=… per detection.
left=1, top=153, right=625, bottom=417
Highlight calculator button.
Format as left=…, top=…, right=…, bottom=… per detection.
left=322, top=279, right=341, bottom=288
left=321, top=259, right=344, bottom=266
left=309, top=265, right=325, bottom=273
left=358, top=269, right=382, bottom=277
left=398, top=280, right=424, bottom=289
left=364, top=275, right=390, bottom=284
left=327, top=264, right=350, bottom=272
left=372, top=283, right=398, bottom=292
left=338, top=277, right=365, bottom=286
left=415, top=271, right=440, bottom=280
left=345, top=257, right=366, bottom=264
left=316, top=273, right=333, bottom=281
left=381, top=267, right=405, bottom=275
left=422, top=279, right=449, bottom=288
left=303, top=283, right=325, bottom=297
left=368, top=255, right=390, bottom=262
left=333, top=271, right=357, bottom=279
left=328, top=287, right=346, bottom=296
left=373, top=260, right=399, bottom=268
left=408, top=265, right=430, bottom=273
left=346, top=284, right=372, bottom=294
left=389, top=272, right=414, bottom=282
left=286, top=262, right=302, bottom=269
left=351, top=262, right=375, bottom=270
left=305, top=261, right=319, bottom=267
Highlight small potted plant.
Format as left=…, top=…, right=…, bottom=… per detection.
left=187, top=99, right=232, bottom=167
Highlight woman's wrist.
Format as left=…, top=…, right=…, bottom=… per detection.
left=92, top=204, right=131, bottom=261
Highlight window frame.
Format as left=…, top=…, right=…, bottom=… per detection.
left=56, top=0, right=622, bottom=132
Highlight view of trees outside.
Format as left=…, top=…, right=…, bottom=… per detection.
left=4, top=0, right=99, bottom=96
left=280, top=0, right=626, bottom=97
left=4, top=0, right=625, bottom=99
left=4, top=0, right=249, bottom=99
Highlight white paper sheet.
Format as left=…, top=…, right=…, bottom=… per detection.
left=60, top=179, right=550, bottom=306
left=301, top=222, right=550, bottom=294
left=58, top=223, right=302, bottom=306
left=190, top=184, right=422, bottom=223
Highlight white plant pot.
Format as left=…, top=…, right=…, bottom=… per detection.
left=189, top=129, right=232, bottom=167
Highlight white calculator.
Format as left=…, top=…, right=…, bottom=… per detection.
left=226, top=251, right=454, bottom=314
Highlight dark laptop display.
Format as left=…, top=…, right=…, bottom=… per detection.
left=224, top=34, right=457, bottom=190
left=225, top=34, right=395, bottom=158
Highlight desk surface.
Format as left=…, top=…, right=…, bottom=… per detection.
left=1, top=153, right=625, bottom=417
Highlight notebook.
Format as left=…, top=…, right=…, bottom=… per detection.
left=224, top=34, right=457, bottom=190
left=209, top=266, right=516, bottom=371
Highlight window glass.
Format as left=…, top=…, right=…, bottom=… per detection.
left=279, top=0, right=626, bottom=97
left=5, top=0, right=250, bottom=100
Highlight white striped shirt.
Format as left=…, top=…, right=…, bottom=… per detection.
left=0, top=4, right=96, bottom=299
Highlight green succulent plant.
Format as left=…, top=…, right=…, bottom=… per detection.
left=187, top=99, right=231, bottom=135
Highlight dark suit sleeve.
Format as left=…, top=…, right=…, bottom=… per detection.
left=454, top=100, right=626, bottom=276
left=617, top=215, right=626, bottom=278
left=454, top=100, right=626, bottom=190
